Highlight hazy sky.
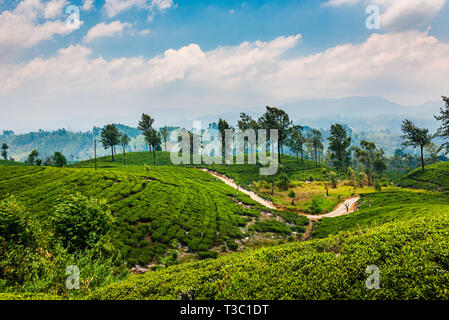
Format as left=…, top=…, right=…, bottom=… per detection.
left=1, top=0, right=449, bottom=132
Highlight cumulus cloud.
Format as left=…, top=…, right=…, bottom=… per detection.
left=1, top=31, right=449, bottom=129
left=81, top=0, right=94, bottom=11
left=0, top=0, right=73, bottom=52
left=43, top=0, right=67, bottom=19
left=323, top=0, right=447, bottom=31
left=83, top=20, right=131, bottom=43
left=104, top=0, right=174, bottom=18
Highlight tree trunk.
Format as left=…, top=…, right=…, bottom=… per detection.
left=123, top=146, right=126, bottom=166
left=420, top=145, right=425, bottom=171
left=153, top=145, right=156, bottom=166
left=278, top=143, right=281, bottom=163
left=111, top=146, right=114, bottom=161
left=301, top=148, right=304, bottom=164
left=94, top=140, right=97, bottom=171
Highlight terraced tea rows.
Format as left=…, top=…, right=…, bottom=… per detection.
left=89, top=189, right=449, bottom=300
left=71, top=151, right=326, bottom=185
left=399, top=161, right=449, bottom=191
left=0, top=165, right=303, bottom=264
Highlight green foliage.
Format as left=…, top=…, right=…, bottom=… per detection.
left=89, top=198, right=449, bottom=299
left=195, top=251, right=219, bottom=260
left=0, top=196, right=127, bottom=297
left=250, top=219, right=292, bottom=235
left=328, top=123, right=351, bottom=171
left=401, top=119, right=432, bottom=171
left=52, top=193, right=113, bottom=253
left=399, top=161, right=449, bottom=191
left=1, top=143, right=8, bottom=161
left=53, top=152, right=67, bottom=167
left=277, top=173, right=290, bottom=191
left=313, top=189, right=449, bottom=238
left=0, top=163, right=270, bottom=265
left=0, top=159, right=28, bottom=166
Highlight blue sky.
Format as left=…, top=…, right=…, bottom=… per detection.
left=1, top=0, right=449, bottom=131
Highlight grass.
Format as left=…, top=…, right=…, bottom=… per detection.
left=88, top=193, right=449, bottom=300
left=312, top=188, right=449, bottom=238
left=70, top=151, right=328, bottom=186
left=0, top=163, right=305, bottom=265
left=0, top=159, right=28, bottom=166
left=399, top=161, right=449, bottom=191
left=254, top=181, right=375, bottom=214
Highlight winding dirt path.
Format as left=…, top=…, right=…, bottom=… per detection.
left=200, top=168, right=277, bottom=209
left=200, top=168, right=360, bottom=220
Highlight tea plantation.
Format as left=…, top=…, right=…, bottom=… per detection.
left=0, top=164, right=305, bottom=265
left=0, top=160, right=28, bottom=166
left=71, top=151, right=327, bottom=186
left=399, top=162, right=449, bottom=191
left=89, top=190, right=449, bottom=299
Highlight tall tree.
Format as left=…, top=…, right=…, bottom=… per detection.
left=160, top=126, right=169, bottom=151
left=1, top=143, right=8, bottom=161
left=287, top=125, right=305, bottom=164
left=218, top=118, right=231, bottom=160
left=434, top=96, right=449, bottom=154
left=27, top=150, right=39, bottom=165
left=353, top=140, right=383, bottom=185
left=401, top=119, right=432, bottom=171
left=138, top=114, right=161, bottom=166
left=327, top=123, right=352, bottom=171
left=100, top=124, right=120, bottom=161
left=258, top=106, right=292, bottom=162
left=237, top=113, right=258, bottom=162
left=120, top=133, right=130, bottom=166
left=307, top=129, right=323, bottom=163
left=53, top=152, right=67, bottom=167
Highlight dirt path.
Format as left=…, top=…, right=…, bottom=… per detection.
left=200, top=168, right=277, bottom=209
left=201, top=168, right=359, bottom=226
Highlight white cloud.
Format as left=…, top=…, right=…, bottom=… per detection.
left=323, top=0, right=447, bottom=31
left=83, top=20, right=131, bottom=43
left=0, top=0, right=73, bottom=53
left=377, top=0, right=446, bottom=31
left=81, top=0, right=94, bottom=11
left=138, top=28, right=150, bottom=35
left=1, top=31, right=449, bottom=129
left=43, top=0, right=67, bottom=19
left=104, top=0, right=174, bottom=18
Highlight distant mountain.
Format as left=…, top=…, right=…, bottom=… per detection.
left=1, top=96, right=445, bottom=161
left=177, top=96, right=443, bottom=133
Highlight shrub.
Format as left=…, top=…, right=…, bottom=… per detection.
left=196, top=251, right=219, bottom=260
left=52, top=193, right=113, bottom=253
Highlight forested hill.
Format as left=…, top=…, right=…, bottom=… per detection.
left=0, top=125, right=153, bottom=163
left=2, top=124, right=416, bottom=163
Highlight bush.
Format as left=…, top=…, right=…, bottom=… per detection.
left=52, top=193, right=113, bottom=253
left=196, top=251, right=219, bottom=260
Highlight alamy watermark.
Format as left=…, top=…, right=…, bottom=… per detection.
left=65, top=4, right=80, bottom=30
left=365, top=265, right=380, bottom=290
left=365, top=5, right=380, bottom=30
left=66, top=265, right=80, bottom=290
left=169, top=121, right=279, bottom=176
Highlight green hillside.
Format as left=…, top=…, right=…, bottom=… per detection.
left=90, top=189, right=449, bottom=300
left=0, top=165, right=307, bottom=265
left=399, top=161, right=449, bottom=191
left=71, top=151, right=328, bottom=186
left=0, top=160, right=28, bottom=166
left=313, top=188, right=449, bottom=238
